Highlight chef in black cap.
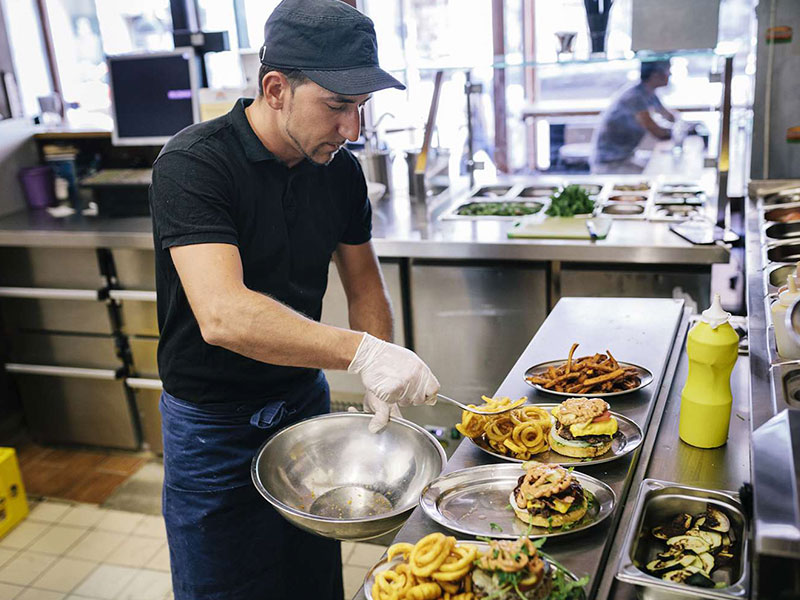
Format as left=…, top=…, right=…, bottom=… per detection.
left=149, top=1, right=439, bottom=598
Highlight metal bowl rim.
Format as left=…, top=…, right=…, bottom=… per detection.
left=250, top=412, right=447, bottom=524
left=523, top=360, right=654, bottom=397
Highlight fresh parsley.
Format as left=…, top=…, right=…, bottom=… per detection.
left=489, top=522, right=503, bottom=532
left=545, top=185, right=595, bottom=217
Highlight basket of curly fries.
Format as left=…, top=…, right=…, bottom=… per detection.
left=365, top=532, right=587, bottom=600
left=455, top=396, right=552, bottom=460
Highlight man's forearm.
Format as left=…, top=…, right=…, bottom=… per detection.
left=348, top=288, right=393, bottom=343
left=205, top=287, right=362, bottom=370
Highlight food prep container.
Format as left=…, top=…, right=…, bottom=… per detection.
left=616, top=479, right=749, bottom=600
left=767, top=243, right=800, bottom=263
left=764, top=204, right=800, bottom=224
left=766, top=263, right=797, bottom=294
left=602, top=203, right=646, bottom=216
left=609, top=194, right=648, bottom=203
left=471, top=185, right=514, bottom=199
left=519, top=185, right=558, bottom=197
left=765, top=222, right=800, bottom=242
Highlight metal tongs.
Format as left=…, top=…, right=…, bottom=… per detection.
left=436, top=393, right=523, bottom=415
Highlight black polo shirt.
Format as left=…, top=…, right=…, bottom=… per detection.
left=149, top=98, right=371, bottom=404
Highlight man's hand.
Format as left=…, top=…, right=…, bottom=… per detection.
left=348, top=333, right=439, bottom=432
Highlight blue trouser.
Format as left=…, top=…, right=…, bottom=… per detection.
left=160, top=372, right=344, bottom=600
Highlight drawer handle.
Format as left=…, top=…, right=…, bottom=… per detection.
left=0, top=287, right=100, bottom=301
left=108, top=290, right=157, bottom=302
left=4, top=363, right=119, bottom=380
left=125, top=377, right=163, bottom=391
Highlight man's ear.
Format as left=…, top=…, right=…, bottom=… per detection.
left=261, top=72, right=289, bottom=110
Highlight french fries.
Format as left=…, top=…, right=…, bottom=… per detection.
left=526, top=343, right=641, bottom=394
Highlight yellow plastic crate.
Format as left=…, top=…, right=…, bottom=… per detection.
left=0, top=448, right=29, bottom=539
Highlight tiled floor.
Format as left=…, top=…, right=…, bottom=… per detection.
left=15, top=445, right=147, bottom=505
left=1, top=499, right=385, bottom=599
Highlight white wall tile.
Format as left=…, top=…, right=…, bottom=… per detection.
left=66, top=531, right=127, bottom=563
left=95, top=512, right=143, bottom=536
left=28, top=502, right=72, bottom=524
left=32, top=556, right=97, bottom=593
left=72, top=565, right=137, bottom=600
left=0, top=551, right=57, bottom=586
left=0, top=521, right=49, bottom=550
left=29, top=525, right=87, bottom=556
left=116, top=569, right=172, bottom=600
left=0, top=582, right=24, bottom=600
left=105, top=537, right=163, bottom=568
left=59, top=506, right=106, bottom=529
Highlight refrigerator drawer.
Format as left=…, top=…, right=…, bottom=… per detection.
left=109, top=290, right=158, bottom=336
left=126, top=378, right=163, bottom=454
left=0, top=288, right=111, bottom=335
left=110, top=249, right=156, bottom=291
left=129, top=336, right=159, bottom=378
left=5, top=332, right=121, bottom=369
left=6, top=363, right=138, bottom=450
left=0, top=247, right=103, bottom=289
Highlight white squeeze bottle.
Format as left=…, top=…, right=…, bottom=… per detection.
left=772, top=275, right=800, bottom=360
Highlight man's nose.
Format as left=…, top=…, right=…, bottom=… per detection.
left=338, top=107, right=361, bottom=143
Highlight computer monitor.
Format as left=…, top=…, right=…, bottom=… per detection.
left=108, top=48, right=200, bottom=146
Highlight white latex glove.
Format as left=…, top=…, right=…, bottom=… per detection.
left=348, top=333, right=439, bottom=432
left=362, top=391, right=403, bottom=434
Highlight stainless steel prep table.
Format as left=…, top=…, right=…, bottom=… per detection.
left=353, top=296, right=695, bottom=599
left=0, top=198, right=729, bottom=265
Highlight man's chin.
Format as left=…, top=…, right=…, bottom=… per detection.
left=308, top=147, right=339, bottom=166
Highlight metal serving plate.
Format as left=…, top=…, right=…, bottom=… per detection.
left=419, top=464, right=615, bottom=540
left=467, top=403, right=643, bottom=466
left=524, top=360, right=654, bottom=398
left=364, top=540, right=586, bottom=600
left=616, top=479, right=749, bottom=600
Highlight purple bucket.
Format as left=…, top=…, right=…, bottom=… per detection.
left=18, top=166, right=56, bottom=209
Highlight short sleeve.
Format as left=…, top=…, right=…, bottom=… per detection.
left=150, top=150, right=238, bottom=250
left=339, top=153, right=372, bottom=245
left=626, top=88, right=651, bottom=114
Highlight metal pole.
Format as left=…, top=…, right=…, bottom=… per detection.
left=465, top=70, right=476, bottom=188
left=716, top=55, right=733, bottom=229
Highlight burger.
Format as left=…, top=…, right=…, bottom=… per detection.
left=472, top=537, right=553, bottom=600
left=510, top=462, right=587, bottom=528
left=548, top=397, right=618, bottom=458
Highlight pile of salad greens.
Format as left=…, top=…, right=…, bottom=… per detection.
left=545, top=185, right=596, bottom=217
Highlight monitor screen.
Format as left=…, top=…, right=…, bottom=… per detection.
left=109, top=49, right=199, bottom=146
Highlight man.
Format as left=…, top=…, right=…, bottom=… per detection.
left=590, top=60, right=676, bottom=174
left=148, top=1, right=439, bottom=598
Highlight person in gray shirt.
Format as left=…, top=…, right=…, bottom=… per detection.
left=590, top=60, right=675, bottom=173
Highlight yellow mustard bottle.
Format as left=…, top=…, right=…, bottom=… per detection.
left=679, top=294, right=739, bottom=448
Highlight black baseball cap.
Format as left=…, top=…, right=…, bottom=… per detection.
left=259, top=0, right=405, bottom=96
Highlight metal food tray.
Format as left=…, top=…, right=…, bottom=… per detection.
left=419, top=463, right=615, bottom=540
left=524, top=360, right=654, bottom=398
left=466, top=403, right=644, bottom=466
left=615, top=479, right=749, bottom=600
left=364, top=540, right=587, bottom=600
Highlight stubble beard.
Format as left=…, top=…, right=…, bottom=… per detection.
left=284, top=103, right=337, bottom=166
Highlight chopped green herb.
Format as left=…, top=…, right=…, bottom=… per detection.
left=489, top=522, right=503, bottom=532
left=545, top=185, right=595, bottom=217
left=567, top=466, right=574, bottom=473
left=505, top=502, right=514, bottom=511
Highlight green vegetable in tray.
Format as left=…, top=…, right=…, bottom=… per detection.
left=545, top=185, right=596, bottom=217
left=457, top=201, right=543, bottom=217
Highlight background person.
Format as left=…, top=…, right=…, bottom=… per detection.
left=590, top=59, right=676, bottom=174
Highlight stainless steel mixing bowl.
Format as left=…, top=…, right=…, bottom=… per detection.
left=251, top=412, right=446, bottom=541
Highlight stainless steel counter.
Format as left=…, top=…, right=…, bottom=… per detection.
left=0, top=194, right=729, bottom=264
left=353, top=297, right=692, bottom=599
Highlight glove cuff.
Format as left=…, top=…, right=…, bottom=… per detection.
left=347, top=332, right=372, bottom=374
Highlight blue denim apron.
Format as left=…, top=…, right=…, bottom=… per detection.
left=160, top=371, right=344, bottom=600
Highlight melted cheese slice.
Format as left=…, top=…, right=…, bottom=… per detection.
left=551, top=498, right=574, bottom=513
left=569, top=418, right=618, bottom=437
